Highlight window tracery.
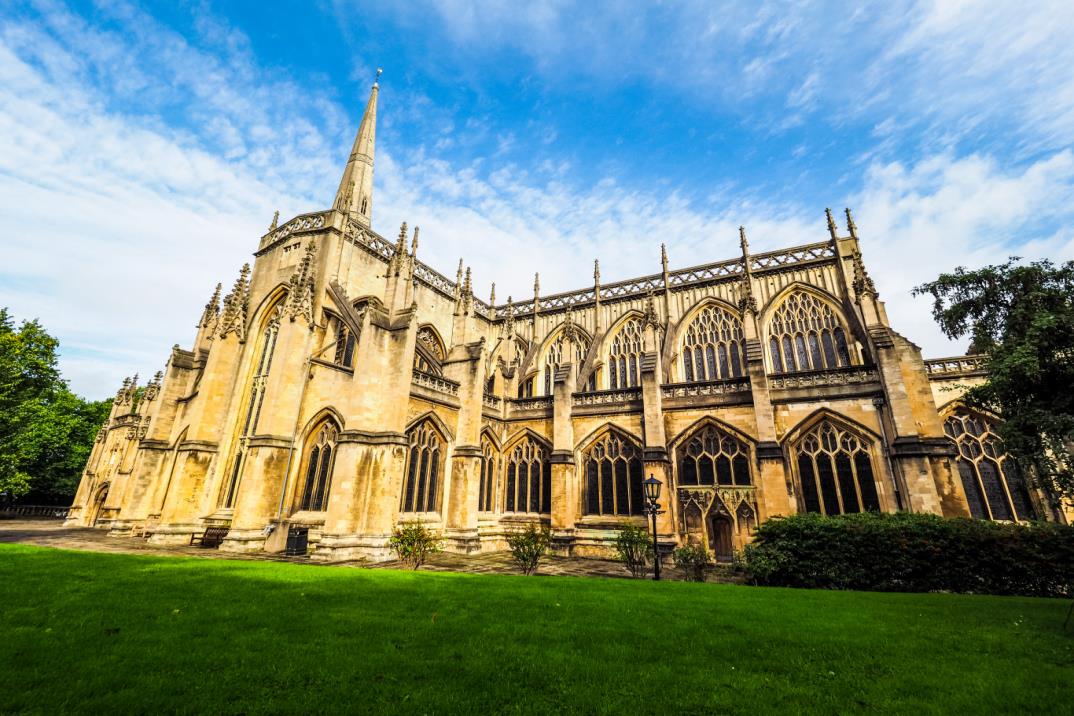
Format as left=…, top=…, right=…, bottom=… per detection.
left=504, top=437, right=552, bottom=514
left=400, top=421, right=445, bottom=513
left=478, top=437, right=497, bottom=513
left=297, top=421, right=338, bottom=512
left=220, top=304, right=283, bottom=508
left=332, top=317, right=356, bottom=368
left=793, top=419, right=881, bottom=515
left=768, top=292, right=852, bottom=373
left=677, top=424, right=751, bottom=486
left=543, top=330, right=589, bottom=395
left=415, top=326, right=445, bottom=374
left=582, top=431, right=644, bottom=516
left=944, top=411, right=1036, bottom=521
left=680, top=305, right=745, bottom=382
left=608, top=318, right=644, bottom=389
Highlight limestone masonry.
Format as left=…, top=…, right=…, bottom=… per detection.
left=66, top=79, right=1070, bottom=559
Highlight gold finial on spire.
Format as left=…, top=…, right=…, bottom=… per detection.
left=739, top=226, right=749, bottom=254
left=374, top=67, right=382, bottom=87
left=269, top=210, right=279, bottom=232
left=825, top=208, right=838, bottom=240
left=845, top=208, right=858, bottom=239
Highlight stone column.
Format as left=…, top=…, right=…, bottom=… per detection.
left=550, top=364, right=577, bottom=554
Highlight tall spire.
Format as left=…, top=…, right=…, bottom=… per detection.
left=333, top=68, right=381, bottom=227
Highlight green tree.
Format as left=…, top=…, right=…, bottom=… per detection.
left=0, top=309, right=110, bottom=503
left=913, top=258, right=1074, bottom=506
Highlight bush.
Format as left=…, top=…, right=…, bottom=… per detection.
left=742, top=512, right=1074, bottom=596
left=507, top=524, right=552, bottom=575
left=674, top=544, right=711, bottom=582
left=614, top=525, right=653, bottom=578
left=389, top=522, right=442, bottom=570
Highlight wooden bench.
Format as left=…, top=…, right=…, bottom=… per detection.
left=190, top=526, right=229, bottom=548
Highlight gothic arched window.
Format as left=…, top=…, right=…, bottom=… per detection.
left=332, top=317, right=356, bottom=368
left=608, top=318, right=644, bottom=389
left=677, top=424, right=751, bottom=486
left=681, top=305, right=745, bottom=382
left=793, top=419, right=881, bottom=515
left=414, top=326, right=445, bottom=374
left=400, top=421, right=445, bottom=513
left=582, top=431, right=644, bottom=516
left=478, top=437, right=497, bottom=513
left=221, top=304, right=283, bottom=508
left=504, top=437, right=552, bottom=514
left=298, top=421, right=338, bottom=512
left=768, top=292, right=852, bottom=373
left=944, top=411, right=1036, bottom=521
left=543, top=330, right=589, bottom=395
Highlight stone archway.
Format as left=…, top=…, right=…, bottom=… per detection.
left=89, top=484, right=109, bottom=527
left=706, top=498, right=735, bottom=560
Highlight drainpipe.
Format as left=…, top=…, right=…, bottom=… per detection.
left=872, top=395, right=904, bottom=511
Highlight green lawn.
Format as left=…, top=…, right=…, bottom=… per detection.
left=1, top=545, right=1071, bottom=714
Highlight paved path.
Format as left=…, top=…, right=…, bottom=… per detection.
left=0, top=517, right=740, bottom=582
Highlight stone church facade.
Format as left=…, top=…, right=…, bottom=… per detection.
left=66, top=79, right=1067, bottom=560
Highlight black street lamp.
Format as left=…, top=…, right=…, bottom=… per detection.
left=643, top=475, right=664, bottom=581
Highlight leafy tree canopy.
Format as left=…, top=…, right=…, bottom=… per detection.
left=914, top=258, right=1074, bottom=506
left=0, top=308, right=110, bottom=503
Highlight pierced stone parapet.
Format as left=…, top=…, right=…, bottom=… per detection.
left=661, top=377, right=751, bottom=399
left=482, top=392, right=502, bottom=409
left=411, top=369, right=460, bottom=397
left=571, top=388, right=643, bottom=407
left=768, top=366, right=879, bottom=390
left=924, top=355, right=988, bottom=378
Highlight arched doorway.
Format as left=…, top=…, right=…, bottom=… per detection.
left=707, top=506, right=734, bottom=561
left=89, top=484, right=109, bottom=527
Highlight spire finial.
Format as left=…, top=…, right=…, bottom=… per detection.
left=269, top=210, right=279, bottom=232
left=490, top=282, right=496, bottom=306
left=739, top=226, right=749, bottom=254
left=332, top=73, right=379, bottom=226
left=533, top=272, right=540, bottom=296
left=661, top=243, right=668, bottom=272
left=464, top=267, right=472, bottom=292
left=825, top=208, right=838, bottom=240
left=593, top=259, right=600, bottom=283
left=411, top=226, right=419, bottom=255
left=845, top=207, right=858, bottom=239
left=374, top=67, right=382, bottom=87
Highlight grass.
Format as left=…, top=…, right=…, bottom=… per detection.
left=1, top=545, right=1072, bottom=715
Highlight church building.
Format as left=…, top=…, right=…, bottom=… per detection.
left=66, top=77, right=1067, bottom=560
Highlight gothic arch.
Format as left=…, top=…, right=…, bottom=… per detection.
left=670, top=417, right=755, bottom=488
left=405, top=410, right=454, bottom=444
left=667, top=415, right=757, bottom=453
left=248, top=284, right=290, bottom=330
left=759, top=281, right=843, bottom=323
left=673, top=298, right=747, bottom=382
left=415, top=324, right=447, bottom=375
left=782, top=409, right=885, bottom=516
left=535, top=321, right=593, bottom=395
left=294, top=414, right=341, bottom=513
left=535, top=320, right=594, bottom=360
left=576, top=424, right=646, bottom=517
left=297, top=406, right=346, bottom=444
left=600, top=310, right=649, bottom=390
left=762, top=284, right=857, bottom=373
left=479, top=425, right=503, bottom=452
left=574, top=422, right=644, bottom=455
left=503, top=427, right=553, bottom=453
left=781, top=407, right=882, bottom=446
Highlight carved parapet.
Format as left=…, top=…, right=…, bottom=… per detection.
left=924, top=355, right=988, bottom=379
left=661, top=377, right=751, bottom=399
left=768, top=366, right=879, bottom=390
left=411, top=369, right=460, bottom=397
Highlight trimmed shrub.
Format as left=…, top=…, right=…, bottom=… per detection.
left=614, top=525, right=653, bottom=578
left=742, top=512, right=1074, bottom=596
left=674, top=544, right=711, bottom=582
left=507, top=524, right=552, bottom=575
left=389, top=522, right=442, bottom=570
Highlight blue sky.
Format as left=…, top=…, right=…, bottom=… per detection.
left=2, top=0, right=1074, bottom=398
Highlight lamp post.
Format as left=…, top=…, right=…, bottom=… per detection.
left=643, top=475, right=664, bottom=581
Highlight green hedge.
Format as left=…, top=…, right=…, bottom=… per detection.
left=743, top=512, right=1074, bottom=596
